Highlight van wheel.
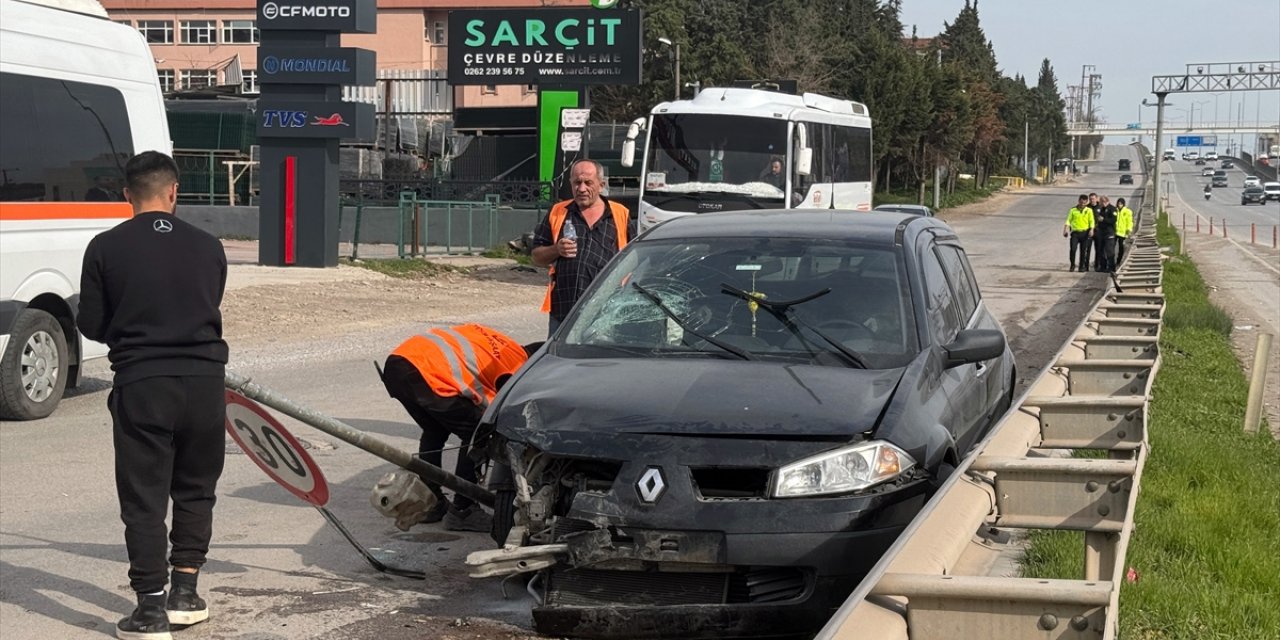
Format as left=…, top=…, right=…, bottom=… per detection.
left=0, top=309, right=69, bottom=421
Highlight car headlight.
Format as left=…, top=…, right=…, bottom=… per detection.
left=772, top=441, right=916, bottom=498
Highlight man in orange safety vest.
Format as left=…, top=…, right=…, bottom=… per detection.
left=531, top=159, right=633, bottom=336
left=380, top=324, right=533, bottom=531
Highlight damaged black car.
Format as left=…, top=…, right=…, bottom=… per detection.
left=469, top=210, right=1016, bottom=639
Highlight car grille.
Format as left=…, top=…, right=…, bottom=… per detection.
left=690, top=467, right=771, bottom=499
left=726, top=567, right=808, bottom=603
left=544, top=566, right=809, bottom=607
left=546, top=569, right=728, bottom=606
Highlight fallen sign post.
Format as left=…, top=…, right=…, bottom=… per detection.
left=225, top=386, right=428, bottom=579
left=225, top=370, right=495, bottom=508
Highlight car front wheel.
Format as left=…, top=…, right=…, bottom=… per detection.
left=0, top=309, right=70, bottom=421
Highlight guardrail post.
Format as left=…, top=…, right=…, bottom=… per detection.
left=1252, top=223, right=1256, bottom=245
left=412, top=199, right=422, bottom=257
left=1197, top=216, right=1201, bottom=234
left=1274, top=226, right=1277, bottom=249
left=1210, top=217, right=1214, bottom=235
left=1244, top=332, right=1274, bottom=434
left=1223, top=222, right=1228, bottom=239
left=352, top=202, right=365, bottom=261
left=1084, top=531, right=1118, bottom=582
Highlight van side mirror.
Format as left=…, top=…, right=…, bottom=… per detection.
left=796, top=147, right=813, bottom=177
left=942, top=329, right=1006, bottom=369
left=621, top=139, right=636, bottom=168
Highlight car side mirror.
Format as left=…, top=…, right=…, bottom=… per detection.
left=943, top=329, right=1006, bottom=369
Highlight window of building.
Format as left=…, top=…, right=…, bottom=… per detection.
left=180, top=20, right=216, bottom=45
left=433, top=21, right=446, bottom=44
left=0, top=71, right=134, bottom=202
left=182, top=69, right=217, bottom=89
left=241, top=70, right=259, bottom=94
left=156, top=69, right=176, bottom=93
left=482, top=84, right=497, bottom=95
left=221, top=20, right=258, bottom=44
left=137, top=20, right=174, bottom=44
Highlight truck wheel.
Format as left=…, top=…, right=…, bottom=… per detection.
left=0, top=309, right=69, bottom=421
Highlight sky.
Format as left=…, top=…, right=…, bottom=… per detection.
left=897, top=0, right=1280, bottom=153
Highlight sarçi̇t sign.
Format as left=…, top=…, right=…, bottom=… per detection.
left=447, top=8, right=642, bottom=86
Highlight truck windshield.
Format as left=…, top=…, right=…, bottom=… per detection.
left=643, top=114, right=789, bottom=201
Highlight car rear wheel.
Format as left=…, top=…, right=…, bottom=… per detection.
left=0, top=309, right=70, bottom=421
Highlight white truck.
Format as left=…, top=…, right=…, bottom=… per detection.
left=620, top=87, right=874, bottom=232
left=0, top=0, right=172, bottom=419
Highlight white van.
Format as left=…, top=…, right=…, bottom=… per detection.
left=0, top=0, right=171, bottom=420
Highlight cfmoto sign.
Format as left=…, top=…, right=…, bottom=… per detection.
left=257, top=0, right=375, bottom=33
left=262, top=3, right=351, bottom=20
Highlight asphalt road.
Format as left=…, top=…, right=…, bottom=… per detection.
left=0, top=150, right=1136, bottom=639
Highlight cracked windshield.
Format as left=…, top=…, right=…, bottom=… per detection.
left=562, top=238, right=917, bottom=369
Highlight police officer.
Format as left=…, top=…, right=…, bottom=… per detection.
left=380, top=324, right=533, bottom=531
left=1063, top=194, right=1095, bottom=272
left=78, top=151, right=228, bottom=639
left=1114, top=198, right=1135, bottom=267
left=1093, top=195, right=1118, bottom=273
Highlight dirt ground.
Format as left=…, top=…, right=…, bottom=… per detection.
left=221, top=261, right=546, bottom=349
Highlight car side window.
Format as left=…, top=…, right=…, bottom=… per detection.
left=936, top=246, right=979, bottom=324
left=920, top=245, right=961, bottom=343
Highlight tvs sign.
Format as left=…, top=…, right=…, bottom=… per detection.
left=447, top=8, right=642, bottom=86
left=256, top=101, right=375, bottom=139
left=257, top=0, right=375, bottom=33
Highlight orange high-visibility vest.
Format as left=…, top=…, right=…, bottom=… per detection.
left=540, top=199, right=630, bottom=313
left=391, top=324, right=528, bottom=407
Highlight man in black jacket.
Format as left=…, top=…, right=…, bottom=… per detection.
left=78, top=151, right=229, bottom=640
left=1092, top=195, right=1118, bottom=273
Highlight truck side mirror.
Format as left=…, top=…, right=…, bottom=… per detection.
left=621, top=140, right=636, bottom=168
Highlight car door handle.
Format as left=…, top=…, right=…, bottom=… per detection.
left=974, top=361, right=989, bottom=376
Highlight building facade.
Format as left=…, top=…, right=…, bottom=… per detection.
left=101, top=0, right=586, bottom=108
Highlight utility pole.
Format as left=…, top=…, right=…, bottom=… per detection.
left=1024, top=118, right=1030, bottom=178
left=933, top=48, right=942, bottom=209
left=1152, top=94, right=1168, bottom=215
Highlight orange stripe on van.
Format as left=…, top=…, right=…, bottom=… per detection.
left=0, top=202, right=133, bottom=221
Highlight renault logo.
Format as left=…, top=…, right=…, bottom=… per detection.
left=636, top=467, right=666, bottom=504
left=153, top=219, right=173, bottom=233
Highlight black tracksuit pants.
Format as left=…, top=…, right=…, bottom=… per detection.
left=1069, top=231, right=1092, bottom=270
left=381, top=356, right=483, bottom=510
left=111, top=375, right=226, bottom=594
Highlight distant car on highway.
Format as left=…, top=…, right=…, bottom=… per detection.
left=1221, top=160, right=1234, bottom=169
left=1188, top=152, right=1200, bottom=161
left=1119, top=174, right=1134, bottom=185
left=1195, top=158, right=1206, bottom=166
left=1163, top=149, right=1176, bottom=161
left=1212, top=170, right=1229, bottom=188
left=872, top=204, right=936, bottom=217
left=1243, top=176, right=1261, bottom=188
left=1241, top=185, right=1267, bottom=205
left=1264, top=182, right=1280, bottom=201
left=1205, top=151, right=1219, bottom=161
left=1201, top=167, right=1216, bottom=177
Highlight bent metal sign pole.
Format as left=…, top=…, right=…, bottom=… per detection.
left=256, top=0, right=376, bottom=267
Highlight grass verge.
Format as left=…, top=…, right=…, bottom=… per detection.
left=481, top=246, right=534, bottom=266
left=874, top=182, right=1000, bottom=210
left=340, top=257, right=467, bottom=279
left=1020, top=210, right=1280, bottom=639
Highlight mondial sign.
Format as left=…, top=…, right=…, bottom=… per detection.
left=258, top=0, right=376, bottom=32
left=447, top=8, right=642, bottom=86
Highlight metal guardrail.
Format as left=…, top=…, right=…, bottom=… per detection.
left=340, top=178, right=552, bottom=206
left=817, top=208, right=1164, bottom=639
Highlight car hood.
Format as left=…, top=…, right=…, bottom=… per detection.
left=492, top=355, right=905, bottom=439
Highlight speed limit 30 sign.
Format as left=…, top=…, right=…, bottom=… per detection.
left=225, top=390, right=330, bottom=506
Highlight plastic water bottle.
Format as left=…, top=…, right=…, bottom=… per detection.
left=561, top=220, right=577, bottom=242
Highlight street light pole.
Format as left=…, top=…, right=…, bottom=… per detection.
left=657, top=37, right=680, bottom=101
